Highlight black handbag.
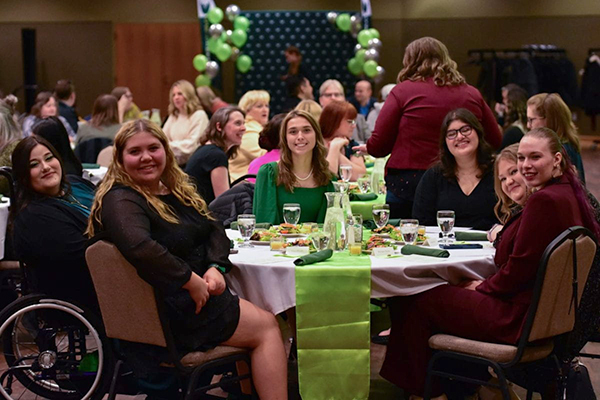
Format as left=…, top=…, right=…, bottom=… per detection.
left=561, top=360, right=596, bottom=400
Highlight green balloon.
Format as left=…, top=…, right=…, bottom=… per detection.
left=369, top=28, right=380, bottom=39
left=234, top=16, right=250, bottom=31
left=216, top=42, right=233, bottom=62
left=195, top=74, right=211, bottom=87
left=357, top=29, right=373, bottom=47
left=363, top=60, right=379, bottom=78
left=236, top=54, right=252, bottom=73
left=231, top=29, right=247, bottom=48
left=207, top=7, right=224, bottom=24
left=192, top=54, right=207, bottom=72
left=336, top=13, right=351, bottom=32
left=347, top=58, right=362, bottom=76
left=355, top=49, right=366, bottom=65
left=207, top=37, right=221, bottom=54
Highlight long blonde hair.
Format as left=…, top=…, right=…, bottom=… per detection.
left=527, top=93, right=580, bottom=152
left=397, top=37, right=465, bottom=87
left=86, top=119, right=211, bottom=237
left=493, top=144, right=521, bottom=224
left=277, top=110, right=331, bottom=192
left=168, top=80, right=202, bottom=117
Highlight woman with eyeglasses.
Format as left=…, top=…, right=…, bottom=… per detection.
left=527, top=93, right=585, bottom=184
left=412, top=108, right=498, bottom=230
left=354, top=37, right=501, bottom=219
left=319, top=100, right=366, bottom=181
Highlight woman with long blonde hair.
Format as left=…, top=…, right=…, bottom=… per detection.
left=527, top=93, right=585, bottom=183
left=253, top=110, right=334, bottom=224
left=163, top=79, right=209, bottom=165
left=88, top=119, right=288, bottom=400
left=355, top=36, right=502, bottom=219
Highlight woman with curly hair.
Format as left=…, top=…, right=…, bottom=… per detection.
left=253, top=110, right=334, bottom=224
left=87, top=119, right=287, bottom=399
left=412, top=108, right=498, bottom=230
left=163, top=80, right=209, bottom=165
left=355, top=37, right=502, bottom=219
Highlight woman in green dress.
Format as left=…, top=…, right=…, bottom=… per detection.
left=253, top=110, right=334, bottom=224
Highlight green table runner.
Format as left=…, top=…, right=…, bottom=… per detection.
left=296, top=252, right=371, bottom=400
left=350, top=194, right=386, bottom=221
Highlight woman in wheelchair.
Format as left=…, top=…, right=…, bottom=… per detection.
left=87, top=119, right=288, bottom=400
left=380, top=128, right=600, bottom=399
left=11, top=135, right=96, bottom=309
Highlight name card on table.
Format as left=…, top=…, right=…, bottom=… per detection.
left=372, top=247, right=394, bottom=257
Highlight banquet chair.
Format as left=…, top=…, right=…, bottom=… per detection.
left=423, top=226, right=597, bottom=400
left=85, top=240, right=255, bottom=400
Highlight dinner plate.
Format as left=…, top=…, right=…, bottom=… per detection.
left=250, top=240, right=271, bottom=246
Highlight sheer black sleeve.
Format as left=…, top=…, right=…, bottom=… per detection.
left=204, top=219, right=235, bottom=273
left=100, top=188, right=192, bottom=295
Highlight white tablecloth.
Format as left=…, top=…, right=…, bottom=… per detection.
left=83, top=167, right=108, bottom=185
left=225, top=229, right=497, bottom=315
left=0, top=200, right=10, bottom=260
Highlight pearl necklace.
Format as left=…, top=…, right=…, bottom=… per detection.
left=293, top=168, right=313, bottom=181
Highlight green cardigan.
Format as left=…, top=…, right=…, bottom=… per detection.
left=253, top=162, right=334, bottom=224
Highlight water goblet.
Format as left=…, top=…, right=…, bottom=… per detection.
left=357, top=176, right=371, bottom=194
left=400, top=219, right=419, bottom=244
left=339, top=164, right=353, bottom=184
left=282, top=203, right=301, bottom=225
left=437, top=210, right=456, bottom=245
left=237, top=214, right=256, bottom=248
left=372, top=204, right=390, bottom=230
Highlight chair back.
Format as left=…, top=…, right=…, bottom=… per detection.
left=85, top=240, right=167, bottom=347
left=526, top=227, right=597, bottom=343
left=75, top=137, right=113, bottom=164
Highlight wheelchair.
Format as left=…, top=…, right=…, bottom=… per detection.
left=0, top=167, right=113, bottom=399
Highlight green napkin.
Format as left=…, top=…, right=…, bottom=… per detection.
left=401, top=245, right=449, bottom=258
left=82, top=163, right=101, bottom=169
left=294, top=249, right=333, bottom=266
left=349, top=193, right=378, bottom=201
left=230, top=222, right=272, bottom=230
left=455, top=231, right=488, bottom=241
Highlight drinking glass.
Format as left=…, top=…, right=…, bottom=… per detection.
left=237, top=214, right=256, bottom=248
left=309, top=232, right=331, bottom=251
left=372, top=204, right=390, bottom=229
left=339, top=164, right=353, bottom=183
left=436, top=210, right=456, bottom=245
left=400, top=219, right=419, bottom=244
left=377, top=178, right=387, bottom=195
left=282, top=203, right=301, bottom=225
left=357, top=176, right=371, bottom=194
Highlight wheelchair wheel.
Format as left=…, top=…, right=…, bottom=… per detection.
left=0, top=294, right=112, bottom=400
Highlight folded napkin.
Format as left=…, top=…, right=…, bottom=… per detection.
left=349, top=193, right=378, bottom=201
left=401, top=245, right=449, bottom=258
left=294, top=249, right=334, bottom=266
left=230, top=222, right=272, bottom=230
left=364, top=218, right=400, bottom=230
left=455, top=231, right=488, bottom=241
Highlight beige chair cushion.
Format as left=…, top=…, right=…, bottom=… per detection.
left=429, top=334, right=554, bottom=364
left=96, top=145, right=113, bottom=167
left=180, top=345, right=249, bottom=368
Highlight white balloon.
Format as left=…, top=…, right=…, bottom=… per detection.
left=327, top=11, right=338, bottom=24
left=368, top=38, right=383, bottom=51
left=208, top=23, right=224, bottom=38
left=205, top=61, right=220, bottom=79
left=225, top=4, right=241, bottom=21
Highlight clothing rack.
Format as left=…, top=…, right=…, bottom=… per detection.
left=467, top=47, right=566, bottom=61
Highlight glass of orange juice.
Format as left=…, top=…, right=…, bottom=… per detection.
left=270, top=236, right=285, bottom=251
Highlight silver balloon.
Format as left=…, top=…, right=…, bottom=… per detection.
left=205, top=61, right=220, bottom=79
left=327, top=11, right=338, bottom=25
left=364, top=48, right=380, bottom=62
left=368, top=38, right=383, bottom=51
left=230, top=47, right=240, bottom=61
left=225, top=29, right=233, bottom=44
left=225, top=4, right=241, bottom=21
left=208, top=23, right=224, bottom=38
left=374, top=65, right=386, bottom=84
left=354, top=44, right=363, bottom=54
left=350, top=14, right=362, bottom=31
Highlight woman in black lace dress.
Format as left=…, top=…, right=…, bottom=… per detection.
left=87, top=119, right=287, bottom=400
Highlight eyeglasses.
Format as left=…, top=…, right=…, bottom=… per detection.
left=446, top=125, right=473, bottom=140
left=321, top=92, right=344, bottom=99
left=527, top=116, right=545, bottom=124
left=346, top=119, right=357, bottom=126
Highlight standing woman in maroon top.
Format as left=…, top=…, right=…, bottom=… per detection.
left=355, top=37, right=501, bottom=218
left=380, top=127, right=599, bottom=398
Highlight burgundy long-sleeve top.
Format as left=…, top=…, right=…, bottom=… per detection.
left=366, top=78, right=502, bottom=171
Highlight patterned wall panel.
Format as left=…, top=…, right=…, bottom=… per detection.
left=234, top=10, right=358, bottom=114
